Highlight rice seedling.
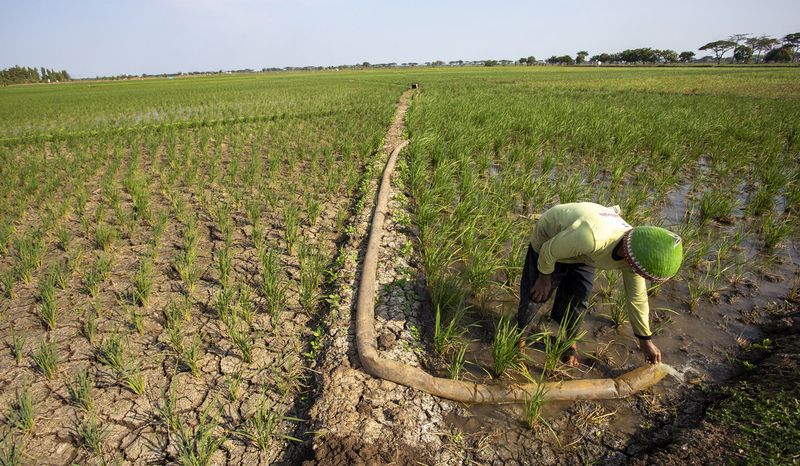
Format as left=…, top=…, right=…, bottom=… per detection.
left=131, top=258, right=154, bottom=306
left=174, top=404, right=227, bottom=466
left=55, top=225, right=70, bottom=251
left=225, top=372, right=243, bottom=402
left=181, top=335, right=202, bottom=376
left=94, top=223, right=117, bottom=251
left=13, top=232, right=45, bottom=284
left=228, top=322, right=253, bottom=364
left=517, top=364, right=549, bottom=429
left=0, top=433, right=23, bottom=466
left=448, top=343, right=468, bottom=380
left=0, top=224, right=14, bottom=256
left=129, top=305, right=144, bottom=334
left=213, top=246, right=232, bottom=289
left=283, top=204, right=300, bottom=255
left=299, top=244, right=324, bottom=313
left=38, top=288, right=57, bottom=332
left=760, top=215, right=792, bottom=249
left=533, top=309, right=586, bottom=375
left=214, top=288, right=235, bottom=324
left=699, top=189, right=737, bottom=223
left=84, top=253, right=113, bottom=298
left=67, top=368, right=94, bottom=411
left=491, top=315, right=524, bottom=378
left=155, top=383, right=180, bottom=432
left=95, top=333, right=146, bottom=395
left=32, top=339, right=59, bottom=379
left=1, top=271, right=15, bottom=299
left=76, top=414, right=108, bottom=455
left=237, top=399, right=301, bottom=451
left=83, top=307, right=97, bottom=344
left=259, top=249, right=286, bottom=326
left=9, top=331, right=26, bottom=365
left=5, top=384, right=35, bottom=434
left=433, top=304, right=465, bottom=356
left=601, top=290, right=628, bottom=328
left=237, top=285, right=253, bottom=326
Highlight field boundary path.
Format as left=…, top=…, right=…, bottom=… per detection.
left=300, top=89, right=467, bottom=464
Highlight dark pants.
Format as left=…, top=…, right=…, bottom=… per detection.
left=516, top=244, right=594, bottom=337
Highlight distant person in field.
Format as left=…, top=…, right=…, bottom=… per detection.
left=516, top=202, right=683, bottom=367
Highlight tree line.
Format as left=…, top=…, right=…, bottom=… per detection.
left=536, top=32, right=799, bottom=66
left=0, top=66, right=71, bottom=85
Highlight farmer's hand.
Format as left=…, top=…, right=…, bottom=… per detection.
left=531, top=274, right=552, bottom=302
left=639, top=339, right=662, bottom=364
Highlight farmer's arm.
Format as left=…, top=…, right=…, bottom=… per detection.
left=622, top=269, right=661, bottom=364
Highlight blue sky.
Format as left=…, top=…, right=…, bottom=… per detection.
left=1, top=0, right=798, bottom=77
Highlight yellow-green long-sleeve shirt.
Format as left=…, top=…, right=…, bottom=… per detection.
left=530, top=202, right=651, bottom=337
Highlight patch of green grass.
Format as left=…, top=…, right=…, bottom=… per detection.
left=95, top=333, right=146, bottom=395
left=710, top=377, right=799, bottom=463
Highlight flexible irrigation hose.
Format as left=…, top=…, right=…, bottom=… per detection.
left=355, top=112, right=669, bottom=403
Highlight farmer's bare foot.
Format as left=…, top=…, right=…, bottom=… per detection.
left=564, top=344, right=580, bottom=367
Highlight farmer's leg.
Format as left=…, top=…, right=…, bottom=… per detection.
left=516, top=244, right=540, bottom=331
left=550, top=263, right=595, bottom=339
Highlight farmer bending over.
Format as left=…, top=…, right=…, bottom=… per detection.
left=517, top=202, right=683, bottom=366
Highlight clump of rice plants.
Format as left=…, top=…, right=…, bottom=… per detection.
left=448, top=343, right=468, bottom=380
left=699, top=189, right=737, bottom=223
left=174, top=405, right=228, bottom=466
left=76, top=414, right=108, bottom=456
left=237, top=399, right=301, bottom=451
left=283, top=204, right=300, bottom=256
left=214, top=246, right=232, bottom=290
left=433, top=304, right=465, bottom=356
left=760, top=215, right=792, bottom=249
left=517, top=364, right=549, bottom=429
left=533, top=309, right=586, bottom=375
left=259, top=249, right=286, bottom=326
left=9, top=331, right=26, bottom=365
left=38, top=277, right=57, bottom=331
left=5, top=384, right=35, bottom=434
left=32, top=339, right=59, bottom=380
left=492, top=315, right=524, bottom=377
left=0, top=433, right=23, bottom=466
left=67, top=369, right=94, bottom=411
left=131, top=258, right=154, bottom=306
left=227, top=321, right=253, bottom=364
left=299, top=244, right=324, bottom=313
left=94, top=223, right=117, bottom=251
left=13, top=232, right=45, bottom=284
left=95, top=333, right=146, bottom=395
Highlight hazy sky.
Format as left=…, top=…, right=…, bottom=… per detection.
left=2, top=0, right=798, bottom=77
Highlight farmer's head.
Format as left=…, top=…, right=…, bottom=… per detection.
left=622, top=227, right=683, bottom=282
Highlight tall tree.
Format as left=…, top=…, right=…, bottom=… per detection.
left=699, top=40, right=736, bottom=64
left=783, top=33, right=800, bottom=61
left=527, top=55, right=536, bottom=65
left=733, top=45, right=753, bottom=63
left=576, top=51, right=589, bottom=64
left=678, top=51, right=695, bottom=63
left=746, top=35, right=778, bottom=62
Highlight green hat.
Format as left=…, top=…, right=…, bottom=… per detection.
left=623, top=226, right=683, bottom=282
